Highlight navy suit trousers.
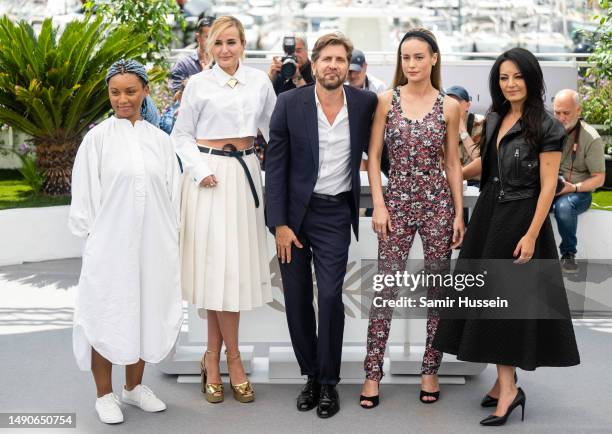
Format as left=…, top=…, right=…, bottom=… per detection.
left=279, top=195, right=352, bottom=385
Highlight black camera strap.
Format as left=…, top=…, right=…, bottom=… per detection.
left=567, top=119, right=582, bottom=183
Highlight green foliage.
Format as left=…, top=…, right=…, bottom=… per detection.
left=591, top=190, right=612, bottom=211
left=0, top=176, right=70, bottom=210
left=0, top=169, right=70, bottom=210
left=14, top=144, right=44, bottom=194
left=0, top=15, right=148, bottom=142
left=588, top=0, right=612, bottom=81
left=84, top=0, right=186, bottom=70
left=148, top=65, right=175, bottom=112
left=581, top=81, right=612, bottom=128
left=581, top=1, right=612, bottom=129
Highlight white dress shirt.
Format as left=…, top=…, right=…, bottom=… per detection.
left=172, top=62, right=277, bottom=184
left=313, top=87, right=352, bottom=195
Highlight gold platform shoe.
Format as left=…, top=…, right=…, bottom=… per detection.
left=226, top=350, right=255, bottom=403
left=201, top=351, right=224, bottom=403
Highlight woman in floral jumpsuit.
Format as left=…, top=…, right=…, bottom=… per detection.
left=359, top=29, right=465, bottom=408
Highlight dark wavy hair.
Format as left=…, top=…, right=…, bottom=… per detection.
left=486, top=47, right=546, bottom=149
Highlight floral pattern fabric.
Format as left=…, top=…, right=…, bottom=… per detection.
left=364, top=88, right=455, bottom=380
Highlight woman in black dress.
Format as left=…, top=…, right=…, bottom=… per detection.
left=433, top=48, right=580, bottom=426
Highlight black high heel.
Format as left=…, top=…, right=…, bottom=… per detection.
left=480, top=387, right=526, bottom=426
left=359, top=394, right=380, bottom=409
left=360, top=379, right=380, bottom=409
left=419, top=390, right=440, bottom=404
left=481, top=371, right=518, bottom=408
left=420, top=374, right=440, bottom=403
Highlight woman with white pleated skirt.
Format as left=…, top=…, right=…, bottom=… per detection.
left=180, top=151, right=271, bottom=312
left=172, top=16, right=276, bottom=404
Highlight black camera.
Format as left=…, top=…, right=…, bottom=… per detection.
left=280, top=36, right=298, bottom=80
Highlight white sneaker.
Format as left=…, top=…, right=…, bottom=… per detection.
left=122, top=385, right=167, bottom=412
left=95, top=393, right=124, bottom=424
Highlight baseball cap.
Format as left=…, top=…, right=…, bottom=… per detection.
left=445, top=85, right=471, bottom=102
left=349, top=49, right=366, bottom=72
left=197, top=16, right=215, bottom=31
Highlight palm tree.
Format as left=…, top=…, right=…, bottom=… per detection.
left=0, top=16, right=147, bottom=195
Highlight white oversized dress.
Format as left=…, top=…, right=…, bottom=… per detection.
left=69, top=116, right=183, bottom=371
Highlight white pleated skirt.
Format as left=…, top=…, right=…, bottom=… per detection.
left=180, top=151, right=272, bottom=312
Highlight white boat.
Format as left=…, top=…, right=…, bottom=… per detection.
left=302, top=4, right=438, bottom=51
left=518, top=31, right=574, bottom=55
left=463, top=16, right=516, bottom=53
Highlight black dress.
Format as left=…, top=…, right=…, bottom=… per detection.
left=432, top=119, right=580, bottom=370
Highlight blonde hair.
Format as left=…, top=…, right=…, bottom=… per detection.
left=391, top=28, right=442, bottom=90
left=311, top=32, right=353, bottom=64
left=205, top=16, right=246, bottom=65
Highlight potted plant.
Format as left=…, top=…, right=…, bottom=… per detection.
left=0, top=16, right=147, bottom=196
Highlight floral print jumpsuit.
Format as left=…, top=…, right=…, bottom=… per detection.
left=364, top=88, right=455, bottom=380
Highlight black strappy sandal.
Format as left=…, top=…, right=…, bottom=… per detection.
left=359, top=394, right=380, bottom=409
left=419, top=390, right=440, bottom=404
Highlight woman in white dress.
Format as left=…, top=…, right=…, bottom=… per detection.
left=69, top=60, right=182, bottom=424
left=172, top=16, right=276, bottom=403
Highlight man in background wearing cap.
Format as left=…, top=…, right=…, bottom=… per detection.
left=168, top=16, right=214, bottom=96
left=161, top=17, right=215, bottom=134
left=349, top=49, right=389, bottom=217
left=347, top=49, right=387, bottom=95
left=445, top=85, right=484, bottom=228
left=445, top=85, right=485, bottom=187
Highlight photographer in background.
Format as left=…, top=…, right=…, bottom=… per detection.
left=552, top=88, right=605, bottom=274
left=268, top=35, right=314, bottom=95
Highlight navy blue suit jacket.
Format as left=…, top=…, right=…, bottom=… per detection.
left=265, top=83, right=378, bottom=240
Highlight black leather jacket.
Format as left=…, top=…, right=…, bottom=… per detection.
left=480, top=110, right=567, bottom=202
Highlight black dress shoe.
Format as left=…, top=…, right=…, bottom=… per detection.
left=297, top=376, right=320, bottom=411
left=317, top=385, right=340, bottom=418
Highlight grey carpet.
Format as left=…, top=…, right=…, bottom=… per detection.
left=1, top=259, right=611, bottom=433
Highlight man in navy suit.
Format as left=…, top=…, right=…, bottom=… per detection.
left=265, top=33, right=378, bottom=419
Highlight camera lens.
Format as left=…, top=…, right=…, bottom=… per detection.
left=280, top=56, right=297, bottom=80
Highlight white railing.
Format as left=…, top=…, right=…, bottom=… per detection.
left=169, top=49, right=593, bottom=66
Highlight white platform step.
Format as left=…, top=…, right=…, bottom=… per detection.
left=269, top=345, right=485, bottom=380
left=177, top=356, right=468, bottom=385
left=157, top=345, right=254, bottom=375
left=389, top=346, right=486, bottom=376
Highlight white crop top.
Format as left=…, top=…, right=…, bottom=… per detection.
left=172, top=62, right=277, bottom=184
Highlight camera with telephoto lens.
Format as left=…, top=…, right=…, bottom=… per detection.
left=280, top=36, right=298, bottom=80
